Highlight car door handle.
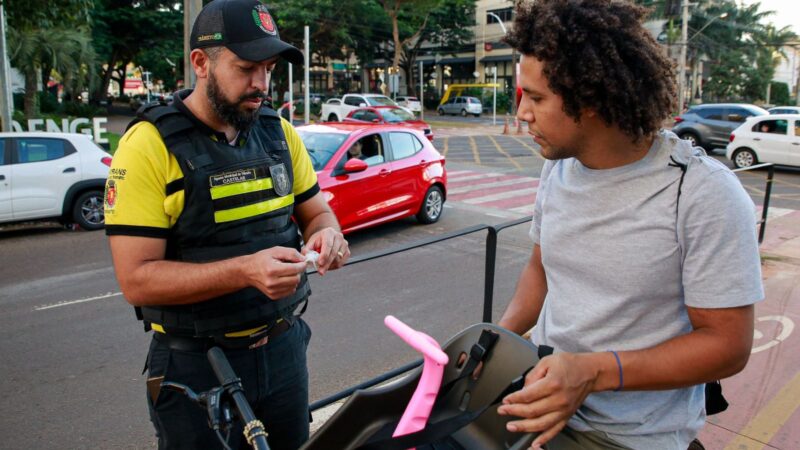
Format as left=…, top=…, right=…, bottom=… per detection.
left=794, top=142, right=800, bottom=146
left=63, top=167, right=76, bottom=173
left=379, top=169, right=390, bottom=177
left=753, top=138, right=761, bottom=141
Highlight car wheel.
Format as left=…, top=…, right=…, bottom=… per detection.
left=327, top=114, right=338, bottom=122
left=460, top=109, right=467, bottom=117
left=678, top=132, right=701, bottom=148
left=437, top=108, right=445, bottom=116
left=732, top=148, right=757, bottom=169
left=72, top=190, right=105, bottom=230
left=417, top=185, right=444, bottom=224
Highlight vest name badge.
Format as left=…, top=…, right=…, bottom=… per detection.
left=209, top=168, right=257, bottom=187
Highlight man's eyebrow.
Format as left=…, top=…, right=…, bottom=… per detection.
left=521, top=87, right=544, bottom=96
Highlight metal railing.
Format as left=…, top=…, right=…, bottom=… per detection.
left=732, top=163, right=774, bottom=244
left=310, top=162, right=776, bottom=412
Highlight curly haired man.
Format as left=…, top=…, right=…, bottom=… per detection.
left=496, top=1, right=763, bottom=449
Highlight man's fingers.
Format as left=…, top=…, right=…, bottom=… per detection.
left=269, top=246, right=304, bottom=263
left=505, top=411, right=562, bottom=434
left=531, top=420, right=568, bottom=447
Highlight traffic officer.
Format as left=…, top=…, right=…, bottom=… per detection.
left=104, top=1, right=349, bottom=448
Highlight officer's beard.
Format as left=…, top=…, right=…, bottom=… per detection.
left=206, top=69, right=264, bottom=131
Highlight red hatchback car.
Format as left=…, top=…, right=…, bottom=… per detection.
left=296, top=123, right=447, bottom=234
left=343, top=106, right=434, bottom=141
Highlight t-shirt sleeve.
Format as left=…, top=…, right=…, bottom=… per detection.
left=530, top=159, right=555, bottom=244
left=104, top=122, right=172, bottom=238
left=679, top=160, right=764, bottom=308
left=281, top=118, right=319, bottom=204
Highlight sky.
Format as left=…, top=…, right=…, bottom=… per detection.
left=742, top=0, right=800, bottom=35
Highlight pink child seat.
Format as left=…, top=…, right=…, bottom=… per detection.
left=384, top=315, right=449, bottom=447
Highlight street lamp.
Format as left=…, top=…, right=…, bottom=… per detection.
left=487, top=10, right=518, bottom=116
left=690, top=12, right=728, bottom=42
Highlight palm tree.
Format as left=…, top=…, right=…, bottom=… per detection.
left=7, top=26, right=95, bottom=118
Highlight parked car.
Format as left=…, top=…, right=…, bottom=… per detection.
left=437, top=96, right=482, bottom=117
left=295, top=123, right=446, bottom=233
left=726, top=114, right=800, bottom=168
left=768, top=106, right=800, bottom=115
left=672, top=103, right=768, bottom=151
left=0, top=132, right=111, bottom=230
left=344, top=106, right=434, bottom=141
left=396, top=96, right=422, bottom=114
left=128, top=93, right=150, bottom=111
left=320, top=94, right=410, bottom=122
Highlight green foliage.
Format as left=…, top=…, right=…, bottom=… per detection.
left=770, top=82, right=790, bottom=106
left=39, top=92, right=61, bottom=114
left=63, top=102, right=105, bottom=118
left=90, top=0, right=184, bottom=100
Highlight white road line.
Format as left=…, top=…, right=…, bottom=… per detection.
left=35, top=291, right=122, bottom=311
left=448, top=177, right=534, bottom=195
left=464, top=187, right=539, bottom=204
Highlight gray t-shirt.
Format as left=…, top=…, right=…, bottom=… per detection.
left=530, top=130, right=764, bottom=449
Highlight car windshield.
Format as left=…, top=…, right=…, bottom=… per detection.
left=367, top=96, right=396, bottom=106
left=297, top=131, right=347, bottom=170
left=382, top=108, right=415, bottom=122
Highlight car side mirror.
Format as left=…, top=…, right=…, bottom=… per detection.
left=372, top=118, right=381, bottom=123
left=343, top=158, right=368, bottom=173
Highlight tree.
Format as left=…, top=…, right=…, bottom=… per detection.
left=399, top=0, right=474, bottom=95
left=90, top=0, right=183, bottom=102
left=7, top=26, right=95, bottom=117
left=5, top=0, right=94, bottom=117
left=377, top=0, right=440, bottom=83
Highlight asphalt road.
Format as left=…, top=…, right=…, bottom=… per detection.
left=0, top=176, right=534, bottom=449
left=2, top=127, right=800, bottom=448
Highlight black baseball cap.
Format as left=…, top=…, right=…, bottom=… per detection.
left=190, top=0, right=303, bottom=65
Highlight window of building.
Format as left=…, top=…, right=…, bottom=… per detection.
left=487, top=7, right=513, bottom=23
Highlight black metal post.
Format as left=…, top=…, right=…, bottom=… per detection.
left=483, top=228, right=498, bottom=323
left=759, top=164, right=775, bottom=244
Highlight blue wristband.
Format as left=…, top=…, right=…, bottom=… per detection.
left=610, top=351, right=623, bottom=391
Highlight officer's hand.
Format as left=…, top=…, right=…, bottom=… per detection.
left=497, top=353, right=597, bottom=448
left=245, top=247, right=307, bottom=299
left=303, top=227, right=349, bottom=275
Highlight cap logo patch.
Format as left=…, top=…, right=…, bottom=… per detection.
left=252, top=5, right=276, bottom=35
left=197, top=32, right=223, bottom=42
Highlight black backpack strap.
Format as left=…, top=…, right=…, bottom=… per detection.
left=668, top=155, right=729, bottom=415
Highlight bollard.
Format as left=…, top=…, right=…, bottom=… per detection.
left=516, top=120, right=524, bottom=135
left=502, top=117, right=510, bottom=135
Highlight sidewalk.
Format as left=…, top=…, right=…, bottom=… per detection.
left=697, top=208, right=800, bottom=449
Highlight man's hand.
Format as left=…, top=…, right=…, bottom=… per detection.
left=303, top=227, right=349, bottom=275
left=497, top=352, right=608, bottom=448
left=243, top=247, right=308, bottom=299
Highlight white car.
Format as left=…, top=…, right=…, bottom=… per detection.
left=726, top=114, right=800, bottom=168
left=0, top=132, right=111, bottom=230
left=768, top=106, right=800, bottom=115
left=396, top=96, right=422, bottom=114
left=437, top=96, right=482, bottom=117
left=321, top=94, right=410, bottom=122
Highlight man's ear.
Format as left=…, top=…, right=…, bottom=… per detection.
left=191, top=49, right=211, bottom=79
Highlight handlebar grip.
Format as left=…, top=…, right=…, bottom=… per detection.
left=207, top=347, right=238, bottom=386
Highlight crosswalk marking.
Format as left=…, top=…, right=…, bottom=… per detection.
left=446, top=169, right=538, bottom=217
left=447, top=177, right=533, bottom=195
left=463, top=187, right=538, bottom=205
